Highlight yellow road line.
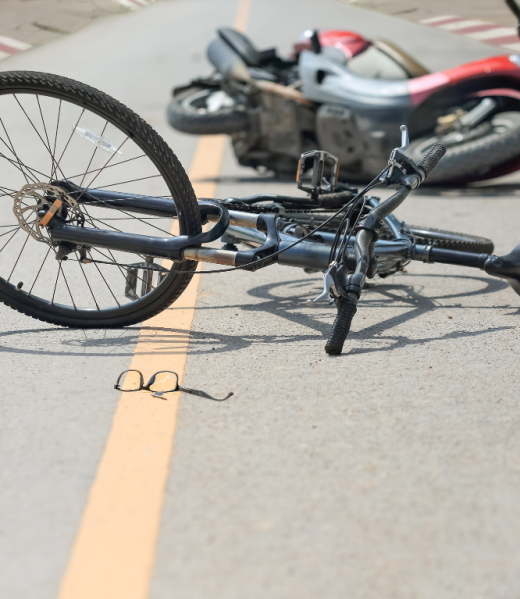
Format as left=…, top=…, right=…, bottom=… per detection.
left=56, top=141, right=225, bottom=599
left=234, top=0, right=251, bottom=33
left=57, top=0, right=250, bottom=592
left=57, top=138, right=225, bottom=599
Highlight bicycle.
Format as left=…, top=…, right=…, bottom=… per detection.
left=0, top=72, right=518, bottom=355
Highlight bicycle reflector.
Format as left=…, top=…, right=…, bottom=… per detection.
left=296, top=150, right=339, bottom=199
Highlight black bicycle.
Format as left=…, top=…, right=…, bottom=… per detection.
left=1, top=72, right=518, bottom=354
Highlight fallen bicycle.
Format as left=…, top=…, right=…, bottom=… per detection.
left=1, top=72, right=518, bottom=355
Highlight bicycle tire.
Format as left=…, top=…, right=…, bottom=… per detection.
left=407, top=226, right=494, bottom=254
left=0, top=71, right=201, bottom=328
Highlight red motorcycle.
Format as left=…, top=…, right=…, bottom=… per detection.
left=168, top=0, right=520, bottom=183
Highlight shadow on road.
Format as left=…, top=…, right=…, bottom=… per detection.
left=0, top=273, right=514, bottom=357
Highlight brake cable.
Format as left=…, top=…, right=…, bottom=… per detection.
left=71, top=168, right=389, bottom=275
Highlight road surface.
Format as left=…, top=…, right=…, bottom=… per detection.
left=0, top=1, right=519, bottom=598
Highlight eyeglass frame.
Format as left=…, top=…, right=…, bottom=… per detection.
left=114, top=369, right=233, bottom=401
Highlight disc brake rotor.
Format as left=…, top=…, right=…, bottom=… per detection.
left=13, top=182, right=83, bottom=243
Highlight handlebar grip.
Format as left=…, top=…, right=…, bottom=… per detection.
left=417, top=143, right=446, bottom=179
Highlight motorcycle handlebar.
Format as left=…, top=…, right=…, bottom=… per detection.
left=417, top=143, right=446, bottom=179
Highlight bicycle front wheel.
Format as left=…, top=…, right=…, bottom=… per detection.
left=0, top=71, right=201, bottom=328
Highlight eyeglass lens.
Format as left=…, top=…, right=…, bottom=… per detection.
left=148, top=371, right=179, bottom=394
left=118, top=370, right=143, bottom=392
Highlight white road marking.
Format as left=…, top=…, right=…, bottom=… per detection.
left=467, top=27, right=518, bottom=40
left=0, top=35, right=31, bottom=60
left=420, top=15, right=458, bottom=25
left=116, top=0, right=155, bottom=10
left=421, top=15, right=520, bottom=50
left=439, top=20, right=490, bottom=31
left=0, top=35, right=31, bottom=51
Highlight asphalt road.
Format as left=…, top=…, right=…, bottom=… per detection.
left=1, top=1, right=520, bottom=598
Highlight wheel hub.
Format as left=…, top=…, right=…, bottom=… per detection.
left=13, top=182, right=83, bottom=243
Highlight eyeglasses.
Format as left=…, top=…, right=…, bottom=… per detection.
left=114, top=370, right=233, bottom=401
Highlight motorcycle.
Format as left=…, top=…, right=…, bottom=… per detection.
left=167, top=0, right=520, bottom=184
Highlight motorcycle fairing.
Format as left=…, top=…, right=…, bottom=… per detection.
left=409, top=55, right=520, bottom=105
left=302, top=51, right=520, bottom=110
left=300, top=50, right=412, bottom=109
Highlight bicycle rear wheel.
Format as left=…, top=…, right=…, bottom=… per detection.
left=0, top=71, right=201, bottom=328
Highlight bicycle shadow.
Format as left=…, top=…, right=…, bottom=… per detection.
left=0, top=273, right=515, bottom=357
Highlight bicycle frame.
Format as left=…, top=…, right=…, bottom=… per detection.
left=45, top=183, right=520, bottom=297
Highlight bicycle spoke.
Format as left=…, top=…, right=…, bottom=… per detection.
left=0, top=148, right=43, bottom=184
left=7, top=231, right=30, bottom=282
left=59, top=262, right=77, bottom=309
left=80, top=197, right=173, bottom=237
left=89, top=251, right=121, bottom=307
left=0, top=225, right=20, bottom=239
left=79, top=120, right=108, bottom=189
left=0, top=117, right=38, bottom=185
left=28, top=245, right=51, bottom=295
left=51, top=263, right=60, bottom=304
left=81, top=137, right=130, bottom=193
left=50, top=100, right=62, bottom=181
left=0, top=226, right=20, bottom=253
left=92, top=174, right=161, bottom=190
left=91, top=246, right=150, bottom=291
left=67, top=153, right=146, bottom=180
left=36, top=95, right=61, bottom=183
left=14, top=95, right=61, bottom=179
left=54, top=107, right=85, bottom=175
left=78, top=259, right=100, bottom=310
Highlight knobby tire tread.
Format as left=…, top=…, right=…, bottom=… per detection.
left=408, top=225, right=494, bottom=254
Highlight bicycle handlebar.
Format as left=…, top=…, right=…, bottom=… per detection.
left=417, top=143, right=446, bottom=179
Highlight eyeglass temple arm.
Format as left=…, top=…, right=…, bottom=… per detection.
left=178, top=385, right=233, bottom=402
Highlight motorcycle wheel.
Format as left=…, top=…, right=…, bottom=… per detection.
left=167, top=86, right=249, bottom=135
left=408, top=112, right=520, bottom=184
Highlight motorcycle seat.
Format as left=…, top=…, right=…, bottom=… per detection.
left=218, top=27, right=261, bottom=67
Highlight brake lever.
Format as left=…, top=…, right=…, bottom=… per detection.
left=399, top=124, right=409, bottom=151
left=306, top=264, right=336, bottom=306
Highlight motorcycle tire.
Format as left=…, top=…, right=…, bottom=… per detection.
left=167, top=86, right=249, bottom=135
left=408, top=111, right=520, bottom=184
left=406, top=226, right=494, bottom=254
